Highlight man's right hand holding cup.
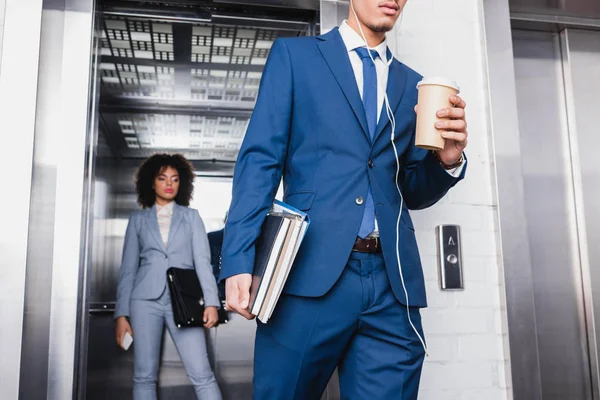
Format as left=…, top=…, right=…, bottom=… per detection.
left=225, top=273, right=255, bottom=320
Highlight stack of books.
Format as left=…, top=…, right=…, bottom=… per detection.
left=249, top=200, right=310, bottom=323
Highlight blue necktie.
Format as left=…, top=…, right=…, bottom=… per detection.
left=355, top=47, right=378, bottom=239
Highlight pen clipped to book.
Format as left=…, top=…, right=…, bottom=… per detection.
left=249, top=200, right=310, bottom=323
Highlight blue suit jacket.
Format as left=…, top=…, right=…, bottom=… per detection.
left=115, top=204, right=220, bottom=318
left=219, top=27, right=466, bottom=307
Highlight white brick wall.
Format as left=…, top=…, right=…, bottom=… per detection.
left=392, top=1, right=511, bottom=398
left=0, top=0, right=6, bottom=71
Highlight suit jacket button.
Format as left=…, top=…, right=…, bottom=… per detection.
left=164, top=254, right=168, bottom=259
left=368, top=159, right=374, bottom=168
left=355, top=196, right=364, bottom=205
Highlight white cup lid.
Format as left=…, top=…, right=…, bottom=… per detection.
left=417, top=77, right=460, bottom=92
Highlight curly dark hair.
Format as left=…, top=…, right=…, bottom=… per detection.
left=135, top=153, right=195, bottom=208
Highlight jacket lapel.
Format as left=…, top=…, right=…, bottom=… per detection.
left=317, top=28, right=370, bottom=142
left=147, top=206, right=166, bottom=251
left=167, top=204, right=184, bottom=249
left=373, top=51, right=408, bottom=144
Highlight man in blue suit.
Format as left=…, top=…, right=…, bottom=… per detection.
left=220, top=0, right=468, bottom=398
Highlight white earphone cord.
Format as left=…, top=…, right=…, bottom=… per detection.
left=350, top=1, right=428, bottom=356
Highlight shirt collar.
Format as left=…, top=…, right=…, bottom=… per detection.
left=338, top=20, right=389, bottom=62
left=156, top=201, right=174, bottom=216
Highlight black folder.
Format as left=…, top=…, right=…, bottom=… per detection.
left=166, top=267, right=228, bottom=328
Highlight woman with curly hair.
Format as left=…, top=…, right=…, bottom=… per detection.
left=114, top=153, right=222, bottom=400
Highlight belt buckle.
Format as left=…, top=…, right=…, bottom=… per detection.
left=352, top=236, right=380, bottom=253
left=357, top=236, right=376, bottom=252
left=367, top=236, right=379, bottom=252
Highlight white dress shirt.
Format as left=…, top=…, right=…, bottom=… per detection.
left=156, top=201, right=174, bottom=246
left=338, top=21, right=464, bottom=236
left=339, top=20, right=390, bottom=128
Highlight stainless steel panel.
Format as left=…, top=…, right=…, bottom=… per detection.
left=481, top=1, right=542, bottom=399
left=510, top=0, right=600, bottom=19
left=562, top=28, right=600, bottom=399
left=17, top=0, right=97, bottom=399
left=435, top=225, right=464, bottom=291
left=46, top=4, right=96, bottom=398
left=511, top=12, right=600, bottom=30
left=85, top=156, right=140, bottom=400
left=0, top=1, right=44, bottom=399
left=20, top=146, right=58, bottom=399
left=513, top=29, right=592, bottom=400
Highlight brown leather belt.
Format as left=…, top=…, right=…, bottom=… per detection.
left=352, top=236, right=382, bottom=253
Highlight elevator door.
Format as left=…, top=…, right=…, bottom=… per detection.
left=81, top=2, right=330, bottom=399
left=512, top=27, right=600, bottom=399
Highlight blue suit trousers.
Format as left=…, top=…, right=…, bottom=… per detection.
left=254, top=252, right=426, bottom=399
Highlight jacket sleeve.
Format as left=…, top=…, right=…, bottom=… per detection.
left=114, top=214, right=140, bottom=319
left=399, top=141, right=467, bottom=210
left=192, top=210, right=221, bottom=308
left=219, top=38, right=293, bottom=282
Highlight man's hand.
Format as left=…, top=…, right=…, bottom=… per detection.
left=203, top=306, right=219, bottom=328
left=434, top=94, right=468, bottom=165
left=225, top=273, right=255, bottom=320
left=415, top=95, right=468, bottom=166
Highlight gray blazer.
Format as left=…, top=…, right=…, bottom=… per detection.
left=115, top=203, right=220, bottom=319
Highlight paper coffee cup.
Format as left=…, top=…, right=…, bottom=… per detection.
left=415, top=77, right=460, bottom=151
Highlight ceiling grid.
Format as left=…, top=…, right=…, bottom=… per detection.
left=98, top=2, right=314, bottom=164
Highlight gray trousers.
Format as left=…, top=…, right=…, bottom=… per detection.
left=130, top=288, right=222, bottom=400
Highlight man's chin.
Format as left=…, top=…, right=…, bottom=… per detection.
left=367, top=21, right=396, bottom=33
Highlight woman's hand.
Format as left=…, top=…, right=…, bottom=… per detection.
left=203, top=306, right=219, bottom=329
left=115, top=316, right=133, bottom=349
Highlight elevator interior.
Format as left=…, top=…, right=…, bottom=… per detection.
left=82, top=1, right=325, bottom=399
